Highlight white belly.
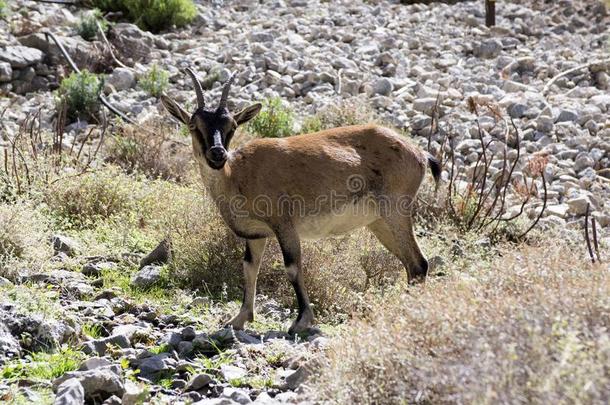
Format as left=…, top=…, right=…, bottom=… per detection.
left=294, top=201, right=379, bottom=239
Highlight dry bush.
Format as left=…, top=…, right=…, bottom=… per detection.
left=0, top=203, right=51, bottom=277
left=257, top=230, right=404, bottom=322
left=301, top=97, right=377, bottom=134
left=44, top=166, right=140, bottom=228
left=104, top=118, right=192, bottom=182
left=309, top=241, right=609, bottom=404
left=139, top=184, right=245, bottom=297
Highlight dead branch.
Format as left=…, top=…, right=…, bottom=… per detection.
left=584, top=203, right=595, bottom=263
left=542, top=58, right=610, bottom=96
left=96, top=20, right=129, bottom=70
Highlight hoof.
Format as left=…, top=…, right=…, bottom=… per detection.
left=288, top=310, right=315, bottom=335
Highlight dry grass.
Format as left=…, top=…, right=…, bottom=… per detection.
left=44, top=166, right=141, bottom=228
left=309, top=241, right=610, bottom=404
left=104, top=118, right=193, bottom=182
left=301, top=97, right=377, bottom=133
left=0, top=202, right=51, bottom=278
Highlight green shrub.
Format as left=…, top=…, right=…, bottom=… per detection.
left=57, top=70, right=102, bottom=121
left=90, top=0, right=196, bottom=32
left=76, top=9, right=108, bottom=41
left=138, top=64, right=169, bottom=98
left=249, top=98, right=294, bottom=138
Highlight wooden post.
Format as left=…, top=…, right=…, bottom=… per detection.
left=485, top=0, right=496, bottom=27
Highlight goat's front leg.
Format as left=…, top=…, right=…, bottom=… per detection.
left=226, top=238, right=267, bottom=330
left=275, top=227, right=314, bottom=334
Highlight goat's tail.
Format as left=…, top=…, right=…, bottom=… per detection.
left=427, top=153, right=442, bottom=184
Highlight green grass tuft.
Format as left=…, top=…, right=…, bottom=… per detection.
left=1, top=346, right=86, bottom=382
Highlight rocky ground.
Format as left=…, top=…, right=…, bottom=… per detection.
left=1, top=0, right=609, bottom=404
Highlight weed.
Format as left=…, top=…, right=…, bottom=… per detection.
left=57, top=70, right=102, bottom=121
left=249, top=98, right=294, bottom=138
left=0, top=1, right=7, bottom=19
left=82, top=323, right=104, bottom=339
left=138, top=64, right=169, bottom=98
left=148, top=343, right=171, bottom=355
left=76, top=9, right=107, bottom=41
left=105, top=117, right=192, bottom=181
left=188, top=350, right=235, bottom=376
left=1, top=346, right=86, bottom=382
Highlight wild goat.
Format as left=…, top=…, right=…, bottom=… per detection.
left=161, top=69, right=441, bottom=334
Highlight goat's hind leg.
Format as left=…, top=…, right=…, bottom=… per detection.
left=367, top=217, right=428, bottom=284
left=227, top=238, right=267, bottom=330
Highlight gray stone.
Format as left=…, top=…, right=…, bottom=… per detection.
left=249, top=31, right=275, bottom=43
left=0, top=309, right=75, bottom=353
left=51, top=235, right=79, bottom=257
left=79, top=357, right=112, bottom=371
left=473, top=39, right=502, bottom=59
left=54, top=368, right=125, bottom=400
left=81, top=335, right=131, bottom=356
left=107, top=24, right=154, bottom=62
left=222, top=388, right=252, bottom=404
left=181, top=326, right=197, bottom=341
left=102, top=395, right=122, bottom=405
left=132, top=353, right=174, bottom=379
left=567, top=196, right=594, bottom=215
left=185, top=373, right=213, bottom=391
left=536, top=116, right=554, bottom=133
left=161, top=331, right=182, bottom=348
left=82, top=262, right=116, bottom=277
left=54, top=378, right=85, bottom=405
left=106, top=68, right=136, bottom=91
left=0, top=46, right=44, bottom=68
left=130, top=265, right=162, bottom=289
left=220, top=364, right=247, bottom=381
left=412, top=97, right=439, bottom=116
left=0, top=323, right=20, bottom=360
left=139, top=239, right=171, bottom=268
left=574, top=154, right=595, bottom=173
left=122, top=379, right=149, bottom=405
left=507, top=103, right=527, bottom=119
left=556, top=109, right=579, bottom=123
left=253, top=392, right=277, bottom=404
left=0, top=62, right=11, bottom=82
left=371, top=78, right=393, bottom=96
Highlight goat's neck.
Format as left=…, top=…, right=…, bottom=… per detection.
left=197, top=159, right=238, bottom=219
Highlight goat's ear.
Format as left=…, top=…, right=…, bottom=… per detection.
left=234, top=103, right=262, bottom=126
left=161, top=95, right=190, bottom=125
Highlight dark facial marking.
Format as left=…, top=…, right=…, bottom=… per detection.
left=190, top=108, right=237, bottom=169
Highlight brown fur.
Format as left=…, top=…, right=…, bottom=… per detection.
left=161, top=87, right=436, bottom=334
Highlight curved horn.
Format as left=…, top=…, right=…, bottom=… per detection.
left=184, top=68, right=205, bottom=109
left=218, top=72, right=235, bottom=110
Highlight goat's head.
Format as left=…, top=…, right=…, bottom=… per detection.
left=161, top=68, right=261, bottom=170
